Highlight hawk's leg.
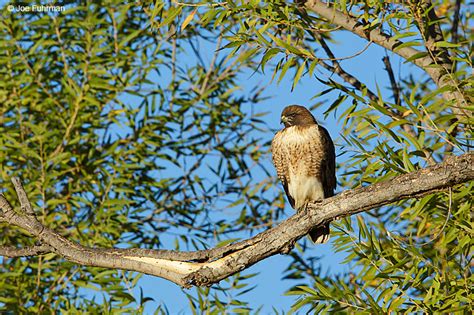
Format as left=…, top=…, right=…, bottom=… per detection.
left=300, top=202, right=310, bottom=214
left=300, top=201, right=330, bottom=244
left=302, top=200, right=341, bottom=221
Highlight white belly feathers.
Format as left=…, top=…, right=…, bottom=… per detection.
left=288, top=172, right=324, bottom=210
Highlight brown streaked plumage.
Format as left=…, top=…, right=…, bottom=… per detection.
left=271, top=105, right=336, bottom=243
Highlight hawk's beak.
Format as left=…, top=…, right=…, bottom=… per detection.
left=280, top=116, right=288, bottom=124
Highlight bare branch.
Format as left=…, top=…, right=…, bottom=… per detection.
left=11, top=177, right=35, bottom=216
left=0, top=154, right=472, bottom=287
left=382, top=56, right=400, bottom=107
left=317, top=36, right=377, bottom=102
left=451, top=0, right=462, bottom=45
left=0, top=244, right=53, bottom=258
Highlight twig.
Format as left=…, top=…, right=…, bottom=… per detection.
left=382, top=55, right=400, bottom=106
left=199, top=32, right=223, bottom=95
left=172, top=0, right=227, bottom=7
left=317, top=37, right=377, bottom=102
left=316, top=40, right=372, bottom=62
left=0, top=244, right=52, bottom=258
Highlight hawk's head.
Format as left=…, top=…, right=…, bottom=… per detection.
left=280, top=105, right=317, bottom=128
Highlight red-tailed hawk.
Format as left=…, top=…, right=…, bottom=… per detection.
left=271, top=105, right=336, bottom=243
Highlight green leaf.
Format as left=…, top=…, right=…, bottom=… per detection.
left=434, top=41, right=461, bottom=48
left=160, top=6, right=182, bottom=26
left=260, top=48, right=281, bottom=72
left=181, top=8, right=197, bottom=31
left=393, top=41, right=422, bottom=51
left=278, top=56, right=294, bottom=83
left=292, top=60, right=306, bottom=91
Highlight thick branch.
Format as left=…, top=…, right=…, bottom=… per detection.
left=0, top=154, right=472, bottom=287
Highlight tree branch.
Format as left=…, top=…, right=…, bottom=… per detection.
left=450, top=0, right=461, bottom=45
left=381, top=55, right=436, bottom=165
left=0, top=154, right=472, bottom=287
left=304, top=0, right=469, bottom=119
left=382, top=56, right=400, bottom=107
left=405, top=0, right=464, bottom=159
left=0, top=244, right=53, bottom=257
left=406, top=0, right=468, bottom=117
left=317, top=36, right=377, bottom=102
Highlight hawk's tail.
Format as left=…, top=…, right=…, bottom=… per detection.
left=309, top=223, right=330, bottom=244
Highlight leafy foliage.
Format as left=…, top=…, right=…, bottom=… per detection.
left=0, top=0, right=472, bottom=313
left=0, top=1, right=272, bottom=312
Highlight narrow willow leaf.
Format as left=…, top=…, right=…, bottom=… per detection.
left=278, top=56, right=294, bottom=83
left=181, top=8, right=197, bottom=31
left=292, top=60, right=306, bottom=91
left=160, top=6, right=182, bottom=26
left=393, top=41, right=422, bottom=51
left=434, top=41, right=461, bottom=48
left=260, top=48, right=280, bottom=73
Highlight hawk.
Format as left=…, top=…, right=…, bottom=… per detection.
left=271, top=105, right=336, bottom=243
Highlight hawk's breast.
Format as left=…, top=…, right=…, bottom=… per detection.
left=272, top=125, right=326, bottom=210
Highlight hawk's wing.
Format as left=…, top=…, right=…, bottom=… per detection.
left=318, top=125, right=336, bottom=198
left=271, top=130, right=295, bottom=209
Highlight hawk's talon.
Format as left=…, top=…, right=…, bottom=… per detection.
left=304, top=202, right=309, bottom=213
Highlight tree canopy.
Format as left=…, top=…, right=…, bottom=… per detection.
left=0, top=0, right=472, bottom=313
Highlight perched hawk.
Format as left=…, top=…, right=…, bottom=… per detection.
left=271, top=105, right=336, bottom=243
